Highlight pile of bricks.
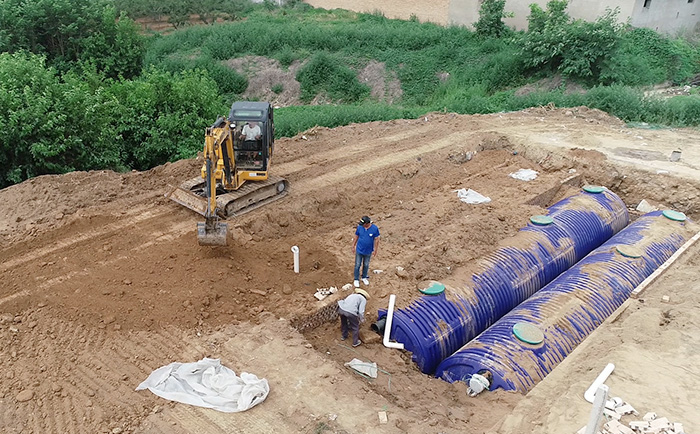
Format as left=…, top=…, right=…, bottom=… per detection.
left=580, top=408, right=685, bottom=434
left=604, top=412, right=684, bottom=434
left=290, top=292, right=342, bottom=333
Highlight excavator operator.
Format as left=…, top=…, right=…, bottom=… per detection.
left=238, top=122, right=263, bottom=167
left=240, top=121, right=261, bottom=142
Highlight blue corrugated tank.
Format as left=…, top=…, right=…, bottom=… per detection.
left=382, top=187, right=630, bottom=374
left=435, top=210, right=697, bottom=392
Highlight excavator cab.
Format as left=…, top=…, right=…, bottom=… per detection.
left=167, top=101, right=288, bottom=246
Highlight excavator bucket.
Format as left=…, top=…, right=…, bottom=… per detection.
left=197, top=220, right=228, bottom=246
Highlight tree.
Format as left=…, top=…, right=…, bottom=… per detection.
left=0, top=53, right=121, bottom=187
left=0, top=0, right=145, bottom=79
left=474, top=0, right=510, bottom=38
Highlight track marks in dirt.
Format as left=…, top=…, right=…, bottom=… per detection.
left=0, top=205, right=162, bottom=272
left=166, top=405, right=284, bottom=434
left=2, top=317, right=218, bottom=434
left=292, top=130, right=478, bottom=194
left=275, top=123, right=434, bottom=175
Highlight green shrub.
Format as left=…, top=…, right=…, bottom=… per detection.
left=600, top=28, right=700, bottom=86
left=103, top=68, right=224, bottom=170
left=583, top=85, right=646, bottom=122
left=0, top=53, right=124, bottom=187
left=275, top=103, right=424, bottom=137
left=476, top=47, right=525, bottom=91
left=157, top=55, right=248, bottom=95
left=521, top=2, right=623, bottom=82
left=276, top=45, right=298, bottom=68
left=663, top=96, right=700, bottom=125
left=295, top=52, right=370, bottom=103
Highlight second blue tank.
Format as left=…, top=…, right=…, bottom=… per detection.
left=435, top=210, right=697, bottom=392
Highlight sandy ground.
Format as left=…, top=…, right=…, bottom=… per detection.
left=1, top=107, right=700, bottom=433
left=303, top=0, right=450, bottom=24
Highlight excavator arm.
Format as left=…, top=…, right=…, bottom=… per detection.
left=197, top=118, right=237, bottom=246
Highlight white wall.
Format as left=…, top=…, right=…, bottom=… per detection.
left=630, top=0, right=700, bottom=34
left=447, top=0, right=700, bottom=35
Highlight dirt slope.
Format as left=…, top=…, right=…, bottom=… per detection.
left=1, top=108, right=700, bottom=433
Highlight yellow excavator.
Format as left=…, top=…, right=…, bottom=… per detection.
left=167, top=101, right=288, bottom=246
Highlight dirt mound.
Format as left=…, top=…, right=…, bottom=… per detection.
left=226, top=56, right=403, bottom=106
left=226, top=56, right=303, bottom=107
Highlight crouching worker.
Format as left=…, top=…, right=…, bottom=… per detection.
left=337, top=288, right=370, bottom=347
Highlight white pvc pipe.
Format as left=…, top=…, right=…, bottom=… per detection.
left=291, top=246, right=299, bottom=273
left=585, top=384, right=609, bottom=434
left=585, top=363, right=615, bottom=403
left=383, top=294, right=404, bottom=350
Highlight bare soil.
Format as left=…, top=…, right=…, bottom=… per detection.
left=2, top=108, right=700, bottom=433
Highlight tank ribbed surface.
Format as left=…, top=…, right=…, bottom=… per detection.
left=435, top=211, right=697, bottom=392
left=386, top=188, right=629, bottom=374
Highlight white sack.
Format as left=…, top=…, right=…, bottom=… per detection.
left=135, top=358, right=269, bottom=413
left=509, top=169, right=538, bottom=181
left=345, top=358, right=378, bottom=378
left=454, top=188, right=491, bottom=204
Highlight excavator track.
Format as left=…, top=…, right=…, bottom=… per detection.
left=166, top=175, right=289, bottom=219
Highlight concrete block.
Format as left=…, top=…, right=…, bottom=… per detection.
left=615, top=404, right=638, bottom=416
left=604, top=419, right=634, bottom=434
left=649, top=417, right=669, bottom=430
left=603, top=408, right=621, bottom=421
left=629, top=420, right=649, bottom=430
left=378, top=411, right=388, bottom=424
left=661, top=295, right=671, bottom=303
left=642, top=412, right=657, bottom=421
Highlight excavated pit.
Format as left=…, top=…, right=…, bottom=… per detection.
left=2, top=109, right=700, bottom=433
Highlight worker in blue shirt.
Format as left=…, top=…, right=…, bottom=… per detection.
left=352, top=216, right=380, bottom=288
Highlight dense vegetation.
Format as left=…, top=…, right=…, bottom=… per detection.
left=1, top=0, right=699, bottom=187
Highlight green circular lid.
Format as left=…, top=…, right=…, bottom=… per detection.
left=662, top=210, right=687, bottom=222
left=582, top=185, right=606, bottom=194
left=513, top=322, right=544, bottom=345
left=616, top=245, right=643, bottom=258
left=419, top=282, right=445, bottom=295
left=530, top=215, right=554, bottom=226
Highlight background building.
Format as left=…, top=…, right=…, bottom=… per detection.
left=448, top=0, right=700, bottom=35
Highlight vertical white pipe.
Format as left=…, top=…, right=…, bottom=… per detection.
left=584, top=363, right=615, bottom=403
left=291, top=246, right=299, bottom=273
left=585, top=385, right=609, bottom=434
left=383, top=294, right=404, bottom=349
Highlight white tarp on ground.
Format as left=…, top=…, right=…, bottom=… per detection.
left=454, top=188, right=491, bottom=204
left=135, top=358, right=269, bottom=413
left=509, top=168, right=539, bottom=181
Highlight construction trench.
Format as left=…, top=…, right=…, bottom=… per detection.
left=299, top=184, right=697, bottom=385
left=2, top=109, right=700, bottom=433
